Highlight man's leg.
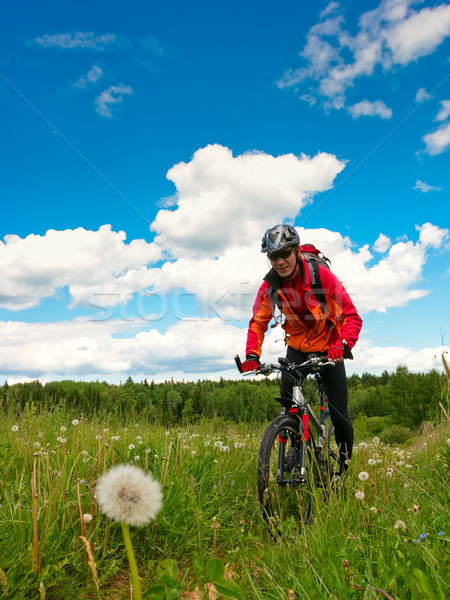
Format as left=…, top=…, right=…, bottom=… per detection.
left=321, top=362, right=353, bottom=472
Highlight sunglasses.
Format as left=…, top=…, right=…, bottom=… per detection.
left=268, top=248, right=294, bottom=261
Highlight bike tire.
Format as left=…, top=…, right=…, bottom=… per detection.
left=258, top=414, right=313, bottom=527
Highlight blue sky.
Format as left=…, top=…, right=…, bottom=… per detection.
left=1, top=0, right=449, bottom=383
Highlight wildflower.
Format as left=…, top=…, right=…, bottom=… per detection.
left=128, top=444, right=135, bottom=450
left=438, top=532, right=444, bottom=536
left=61, top=426, right=67, bottom=432
left=368, top=458, right=376, bottom=466
left=96, top=464, right=163, bottom=527
left=72, top=419, right=80, bottom=426
left=370, top=506, right=378, bottom=513
left=358, top=471, right=369, bottom=481
left=83, top=513, right=93, bottom=523
left=354, top=490, right=365, bottom=500
left=11, top=425, right=19, bottom=432
left=394, top=520, right=406, bottom=530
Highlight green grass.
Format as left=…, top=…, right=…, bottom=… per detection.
left=0, top=400, right=449, bottom=599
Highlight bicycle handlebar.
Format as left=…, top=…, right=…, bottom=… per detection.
left=234, top=353, right=334, bottom=376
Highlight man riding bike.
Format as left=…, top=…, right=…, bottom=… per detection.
left=242, top=224, right=362, bottom=477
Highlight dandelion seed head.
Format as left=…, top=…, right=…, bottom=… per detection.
left=358, top=471, right=369, bottom=481
left=220, top=445, right=230, bottom=452
left=355, top=490, right=365, bottom=500
left=369, top=506, right=378, bottom=513
left=372, top=437, right=380, bottom=444
left=394, top=520, right=406, bottom=530
left=214, top=441, right=223, bottom=448
left=83, top=513, right=93, bottom=523
left=72, top=419, right=79, bottom=426
left=11, top=425, right=19, bottom=432
left=128, top=444, right=135, bottom=450
left=368, top=458, right=376, bottom=466
left=60, top=426, right=67, bottom=432
left=96, top=464, right=163, bottom=526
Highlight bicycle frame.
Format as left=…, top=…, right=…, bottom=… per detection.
left=278, top=374, right=336, bottom=485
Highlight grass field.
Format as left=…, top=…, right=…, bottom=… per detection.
left=0, top=399, right=449, bottom=599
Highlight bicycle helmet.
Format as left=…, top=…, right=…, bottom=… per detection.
left=261, top=224, right=300, bottom=254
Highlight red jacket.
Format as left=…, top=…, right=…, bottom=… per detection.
left=246, top=260, right=362, bottom=357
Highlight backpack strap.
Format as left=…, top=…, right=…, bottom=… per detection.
left=304, top=256, right=327, bottom=313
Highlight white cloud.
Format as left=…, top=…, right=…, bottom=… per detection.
left=0, top=317, right=245, bottom=381
left=436, top=99, right=450, bottom=122
left=95, top=84, right=133, bottom=117
left=0, top=225, right=161, bottom=310
left=373, top=233, right=391, bottom=252
left=348, top=99, right=392, bottom=119
left=386, top=3, right=450, bottom=64
left=320, top=2, right=341, bottom=20
left=74, top=65, right=104, bottom=89
left=151, top=144, right=346, bottom=257
left=415, top=87, right=432, bottom=103
left=422, top=121, right=450, bottom=155
left=0, top=315, right=447, bottom=382
left=34, top=32, right=116, bottom=50
left=277, top=0, right=450, bottom=111
left=414, top=180, right=442, bottom=193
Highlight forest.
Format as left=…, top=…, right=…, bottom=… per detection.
left=1, top=363, right=447, bottom=444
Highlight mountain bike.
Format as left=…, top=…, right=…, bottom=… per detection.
left=235, top=353, right=346, bottom=528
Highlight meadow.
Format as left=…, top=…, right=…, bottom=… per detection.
left=0, top=392, right=449, bottom=599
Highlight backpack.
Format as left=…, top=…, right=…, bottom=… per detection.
left=269, top=244, right=331, bottom=323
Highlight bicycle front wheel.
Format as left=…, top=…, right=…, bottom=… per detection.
left=258, top=415, right=313, bottom=526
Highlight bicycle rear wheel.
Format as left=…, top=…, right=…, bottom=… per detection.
left=258, top=415, right=313, bottom=527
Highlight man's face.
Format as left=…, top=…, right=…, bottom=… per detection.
left=268, top=247, right=298, bottom=278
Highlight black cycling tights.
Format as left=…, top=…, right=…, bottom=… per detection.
left=280, top=346, right=354, bottom=471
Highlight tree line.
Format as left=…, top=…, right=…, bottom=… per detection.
left=2, top=364, right=447, bottom=438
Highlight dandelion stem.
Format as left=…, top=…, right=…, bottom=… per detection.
left=121, top=522, right=142, bottom=600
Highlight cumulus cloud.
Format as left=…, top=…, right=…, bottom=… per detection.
left=436, top=99, right=450, bottom=122
left=151, top=144, right=346, bottom=257
left=277, top=0, right=450, bottom=111
left=414, top=180, right=442, bottom=193
left=0, top=317, right=245, bottom=381
left=415, top=87, right=432, bottom=103
left=74, top=65, right=104, bottom=88
left=95, top=84, right=133, bottom=117
left=33, top=32, right=116, bottom=50
left=373, top=233, right=391, bottom=252
left=0, top=315, right=447, bottom=382
left=0, top=225, right=161, bottom=310
left=348, top=99, right=392, bottom=119
left=422, top=121, right=450, bottom=155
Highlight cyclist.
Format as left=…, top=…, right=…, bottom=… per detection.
left=242, top=224, right=362, bottom=477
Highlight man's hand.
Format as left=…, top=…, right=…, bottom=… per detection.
left=242, top=354, right=260, bottom=371
left=327, top=346, right=344, bottom=362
